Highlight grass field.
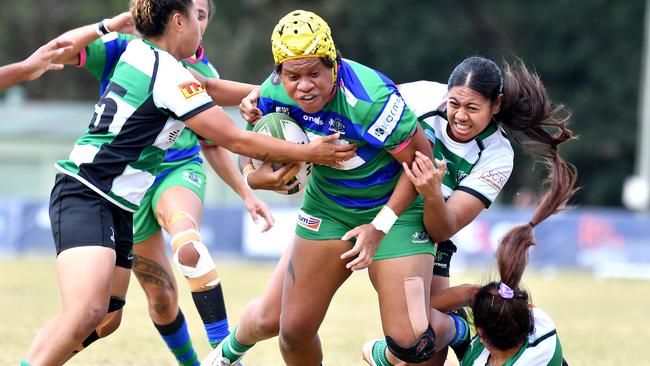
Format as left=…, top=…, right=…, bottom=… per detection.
left=2, top=258, right=649, bottom=365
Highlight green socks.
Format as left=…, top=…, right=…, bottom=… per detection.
left=221, top=326, right=255, bottom=362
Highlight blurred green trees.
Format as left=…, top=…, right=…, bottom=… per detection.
left=0, top=0, right=644, bottom=206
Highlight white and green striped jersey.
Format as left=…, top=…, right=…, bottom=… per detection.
left=79, top=33, right=221, bottom=187
left=399, top=81, right=514, bottom=207
left=461, top=307, right=564, bottom=366
left=56, top=39, right=215, bottom=212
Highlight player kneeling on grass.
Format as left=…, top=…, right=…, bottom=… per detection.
left=363, top=142, right=577, bottom=366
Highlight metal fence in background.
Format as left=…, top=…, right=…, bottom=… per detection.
left=2, top=197, right=649, bottom=280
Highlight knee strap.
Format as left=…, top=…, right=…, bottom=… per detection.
left=386, top=325, right=436, bottom=363
left=159, top=210, right=198, bottom=231
left=171, top=228, right=202, bottom=254
left=171, top=229, right=219, bottom=292
left=108, top=296, right=125, bottom=313
left=74, top=296, right=126, bottom=353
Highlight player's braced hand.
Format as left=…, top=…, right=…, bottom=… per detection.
left=340, top=223, right=385, bottom=271
left=402, top=151, right=446, bottom=198
left=305, top=132, right=356, bottom=167
left=248, top=162, right=300, bottom=191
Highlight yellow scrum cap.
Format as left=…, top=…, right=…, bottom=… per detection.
left=271, top=10, right=337, bottom=67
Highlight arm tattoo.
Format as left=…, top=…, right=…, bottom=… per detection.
left=287, top=259, right=296, bottom=286
left=250, top=153, right=285, bottom=165
left=132, top=255, right=175, bottom=292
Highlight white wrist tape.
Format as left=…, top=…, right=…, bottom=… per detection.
left=242, top=163, right=255, bottom=190
left=371, top=206, right=398, bottom=234
left=243, top=170, right=253, bottom=190
left=95, top=19, right=111, bottom=37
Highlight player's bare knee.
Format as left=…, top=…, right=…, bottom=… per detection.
left=171, top=228, right=220, bottom=292
left=279, top=320, right=313, bottom=346
left=146, top=286, right=176, bottom=319
left=278, top=333, right=300, bottom=352
left=70, top=305, right=107, bottom=340
left=72, top=296, right=126, bottom=353
left=177, top=243, right=200, bottom=267
left=255, top=309, right=280, bottom=337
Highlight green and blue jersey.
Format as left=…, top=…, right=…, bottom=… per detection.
left=257, top=59, right=418, bottom=209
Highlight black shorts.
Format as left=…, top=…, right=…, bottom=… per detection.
left=433, top=240, right=457, bottom=277
left=49, top=173, right=134, bottom=269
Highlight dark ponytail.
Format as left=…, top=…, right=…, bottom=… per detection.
left=498, top=60, right=574, bottom=159
left=472, top=125, right=578, bottom=351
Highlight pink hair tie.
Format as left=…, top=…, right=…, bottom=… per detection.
left=498, top=282, right=514, bottom=299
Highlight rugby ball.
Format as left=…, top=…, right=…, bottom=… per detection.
left=251, top=113, right=312, bottom=195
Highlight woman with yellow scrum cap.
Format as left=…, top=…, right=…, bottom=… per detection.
left=202, top=10, right=469, bottom=366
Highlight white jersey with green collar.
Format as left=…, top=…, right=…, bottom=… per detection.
left=461, top=307, right=564, bottom=366
left=56, top=39, right=215, bottom=212
left=399, top=81, right=514, bottom=207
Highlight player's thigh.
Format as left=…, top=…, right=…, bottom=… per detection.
left=111, top=266, right=131, bottom=298
left=133, top=187, right=160, bottom=244
left=49, top=174, right=129, bottom=309
left=368, top=253, right=435, bottom=342
left=430, top=275, right=450, bottom=297
left=57, top=246, right=116, bottom=312
left=258, top=240, right=294, bottom=318
left=279, top=236, right=352, bottom=336
left=154, top=164, right=207, bottom=229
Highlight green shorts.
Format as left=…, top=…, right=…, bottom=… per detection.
left=295, top=188, right=436, bottom=260
left=133, top=161, right=206, bottom=243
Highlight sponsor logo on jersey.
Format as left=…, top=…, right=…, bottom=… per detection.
left=182, top=171, right=203, bottom=188
left=297, top=210, right=322, bottom=232
left=303, top=115, right=324, bottom=126
left=276, top=106, right=290, bottom=115
left=480, top=170, right=508, bottom=190
left=109, top=227, right=115, bottom=244
left=328, top=117, right=346, bottom=135
left=368, top=93, right=405, bottom=142
left=457, top=170, right=469, bottom=180
left=178, top=81, right=206, bottom=99
left=411, top=230, right=429, bottom=244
